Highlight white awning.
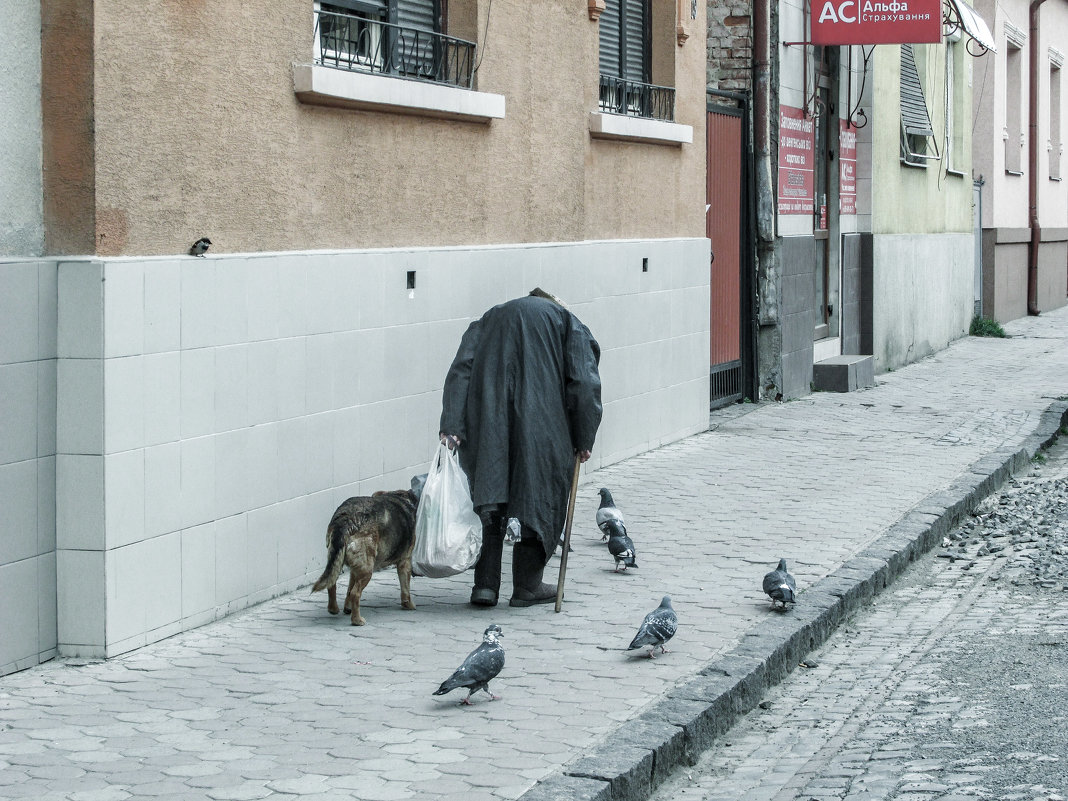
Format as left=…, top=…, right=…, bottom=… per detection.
left=948, top=0, right=997, bottom=53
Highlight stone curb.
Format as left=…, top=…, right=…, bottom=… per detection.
left=519, top=400, right=1068, bottom=801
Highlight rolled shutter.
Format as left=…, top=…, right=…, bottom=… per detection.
left=392, top=0, right=438, bottom=77
left=900, top=44, right=934, bottom=137
left=600, top=0, right=622, bottom=77
left=622, top=0, right=646, bottom=83
left=396, top=0, right=437, bottom=32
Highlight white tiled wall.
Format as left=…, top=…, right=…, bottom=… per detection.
left=48, top=239, right=710, bottom=658
left=1, top=260, right=58, bottom=676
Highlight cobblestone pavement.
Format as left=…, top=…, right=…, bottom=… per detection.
left=1, top=309, right=1067, bottom=801
left=648, top=439, right=1068, bottom=801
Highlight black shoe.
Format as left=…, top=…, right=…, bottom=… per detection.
left=509, top=538, right=558, bottom=607
left=508, top=584, right=557, bottom=607
left=470, top=587, right=499, bottom=607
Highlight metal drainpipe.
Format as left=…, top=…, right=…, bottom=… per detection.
left=754, top=0, right=772, bottom=243
left=1027, top=0, right=1047, bottom=315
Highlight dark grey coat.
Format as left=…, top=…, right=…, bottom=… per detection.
left=439, top=295, right=602, bottom=561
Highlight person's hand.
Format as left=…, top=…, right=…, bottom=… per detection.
left=578, top=449, right=592, bottom=463
left=440, top=433, right=462, bottom=450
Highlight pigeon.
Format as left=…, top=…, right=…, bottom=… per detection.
left=626, top=596, right=677, bottom=658
left=762, top=558, right=797, bottom=610
left=432, top=624, right=505, bottom=705
left=596, top=487, right=626, bottom=542
left=604, top=519, right=637, bottom=571
left=189, top=237, right=212, bottom=257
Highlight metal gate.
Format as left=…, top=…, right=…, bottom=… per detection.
left=707, top=100, right=747, bottom=407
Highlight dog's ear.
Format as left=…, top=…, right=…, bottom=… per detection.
left=410, top=473, right=428, bottom=501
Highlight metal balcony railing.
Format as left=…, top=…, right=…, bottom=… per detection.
left=315, top=8, right=476, bottom=89
left=598, top=74, right=676, bottom=122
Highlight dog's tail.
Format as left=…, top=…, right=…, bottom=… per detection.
left=311, top=515, right=351, bottom=593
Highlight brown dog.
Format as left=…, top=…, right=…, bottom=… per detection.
left=311, top=475, right=425, bottom=626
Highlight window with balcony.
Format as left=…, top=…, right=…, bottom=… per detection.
left=315, top=0, right=474, bottom=88
left=296, top=0, right=505, bottom=123
left=598, top=0, right=675, bottom=122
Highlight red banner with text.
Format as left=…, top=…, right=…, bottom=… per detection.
left=778, top=105, right=814, bottom=216
left=839, top=120, right=857, bottom=215
left=811, top=0, right=942, bottom=45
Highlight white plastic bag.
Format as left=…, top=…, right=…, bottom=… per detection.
left=412, top=443, right=482, bottom=578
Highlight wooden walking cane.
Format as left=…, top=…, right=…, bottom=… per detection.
left=555, top=454, right=583, bottom=612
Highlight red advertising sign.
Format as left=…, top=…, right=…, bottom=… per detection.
left=839, top=120, right=857, bottom=215
left=810, top=0, right=942, bottom=44
left=778, top=105, right=814, bottom=216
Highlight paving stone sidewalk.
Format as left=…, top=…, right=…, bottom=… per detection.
left=647, top=438, right=1068, bottom=801
left=2, top=308, right=1067, bottom=801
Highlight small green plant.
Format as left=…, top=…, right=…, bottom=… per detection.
left=1032, top=451, right=1048, bottom=465
left=970, top=315, right=1007, bottom=338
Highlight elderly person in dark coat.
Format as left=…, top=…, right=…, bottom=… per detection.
left=439, top=289, right=602, bottom=608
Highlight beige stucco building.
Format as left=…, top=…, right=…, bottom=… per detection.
left=1, top=0, right=710, bottom=672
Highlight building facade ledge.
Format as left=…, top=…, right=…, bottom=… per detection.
left=292, top=63, right=505, bottom=123
left=588, top=111, right=693, bottom=146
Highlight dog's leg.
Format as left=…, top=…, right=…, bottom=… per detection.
left=345, top=565, right=372, bottom=626
left=397, top=558, right=416, bottom=611
left=344, top=539, right=375, bottom=626
left=327, top=584, right=340, bottom=615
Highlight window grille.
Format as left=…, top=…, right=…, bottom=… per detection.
left=315, top=0, right=475, bottom=89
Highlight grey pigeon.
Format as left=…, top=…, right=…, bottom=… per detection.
left=762, top=558, right=797, bottom=610
left=433, top=624, right=505, bottom=705
left=604, top=519, right=637, bottom=571
left=626, top=596, right=676, bottom=658
left=597, top=487, right=626, bottom=542
left=189, top=237, right=211, bottom=257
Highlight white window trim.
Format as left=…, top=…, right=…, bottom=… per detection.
left=588, top=111, right=693, bottom=146
left=293, top=63, right=505, bottom=123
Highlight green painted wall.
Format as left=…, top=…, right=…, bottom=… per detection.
left=871, top=43, right=974, bottom=235
left=869, top=41, right=976, bottom=371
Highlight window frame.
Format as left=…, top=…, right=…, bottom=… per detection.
left=1050, top=57, right=1062, bottom=180
left=318, top=1, right=388, bottom=72
left=1005, top=40, right=1024, bottom=174
left=944, top=33, right=967, bottom=175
